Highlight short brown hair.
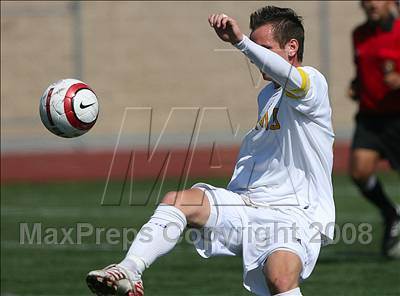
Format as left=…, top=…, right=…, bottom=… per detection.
left=250, top=6, right=305, bottom=61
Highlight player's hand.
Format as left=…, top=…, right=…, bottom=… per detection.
left=384, top=72, right=400, bottom=90
left=208, top=13, right=243, bottom=45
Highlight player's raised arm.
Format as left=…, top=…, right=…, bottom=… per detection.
left=208, top=13, right=309, bottom=98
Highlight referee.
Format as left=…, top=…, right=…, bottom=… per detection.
left=349, top=0, right=400, bottom=258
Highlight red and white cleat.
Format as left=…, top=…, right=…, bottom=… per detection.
left=86, top=264, right=144, bottom=296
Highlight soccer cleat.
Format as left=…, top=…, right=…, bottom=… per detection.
left=86, top=264, right=144, bottom=296
left=383, top=215, right=400, bottom=259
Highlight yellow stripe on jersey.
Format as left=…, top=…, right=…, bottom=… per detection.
left=298, top=67, right=310, bottom=92
left=285, top=67, right=310, bottom=99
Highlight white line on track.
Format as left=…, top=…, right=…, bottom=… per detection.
left=1, top=206, right=148, bottom=218
left=2, top=240, right=118, bottom=251
left=2, top=240, right=188, bottom=252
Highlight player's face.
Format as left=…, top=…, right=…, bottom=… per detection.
left=250, top=24, right=290, bottom=81
left=361, top=0, right=393, bottom=22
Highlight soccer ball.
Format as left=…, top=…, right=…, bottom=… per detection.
left=39, top=79, right=99, bottom=138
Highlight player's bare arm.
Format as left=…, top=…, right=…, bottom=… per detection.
left=208, top=13, right=244, bottom=44
left=209, top=13, right=310, bottom=99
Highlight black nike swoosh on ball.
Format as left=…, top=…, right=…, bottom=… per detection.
left=80, top=102, right=96, bottom=109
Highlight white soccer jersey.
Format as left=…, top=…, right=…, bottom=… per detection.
left=227, top=36, right=335, bottom=240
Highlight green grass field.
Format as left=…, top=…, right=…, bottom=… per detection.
left=2, top=173, right=400, bottom=296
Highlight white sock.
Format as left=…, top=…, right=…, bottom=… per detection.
left=119, top=204, right=187, bottom=274
left=274, top=287, right=302, bottom=296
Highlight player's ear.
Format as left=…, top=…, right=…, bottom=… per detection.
left=286, top=39, right=299, bottom=60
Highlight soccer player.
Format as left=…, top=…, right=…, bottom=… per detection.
left=86, top=6, right=335, bottom=296
left=348, top=0, right=400, bottom=258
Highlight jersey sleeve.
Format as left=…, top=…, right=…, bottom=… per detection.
left=234, top=35, right=310, bottom=98
left=284, top=67, right=330, bottom=116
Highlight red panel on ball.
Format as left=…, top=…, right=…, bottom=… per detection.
left=63, top=83, right=97, bottom=131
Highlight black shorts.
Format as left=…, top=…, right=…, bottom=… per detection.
left=351, top=113, right=400, bottom=170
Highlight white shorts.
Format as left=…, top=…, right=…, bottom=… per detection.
left=192, top=183, right=321, bottom=296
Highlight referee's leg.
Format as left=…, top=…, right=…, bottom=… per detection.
left=350, top=148, right=398, bottom=222
left=350, top=147, right=400, bottom=257
left=350, top=113, right=399, bottom=224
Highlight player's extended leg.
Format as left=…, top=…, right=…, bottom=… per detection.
left=120, top=188, right=210, bottom=270
left=350, top=148, right=400, bottom=256
left=86, top=188, right=210, bottom=295
left=264, top=250, right=303, bottom=295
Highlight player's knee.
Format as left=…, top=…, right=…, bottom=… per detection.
left=264, top=252, right=301, bottom=295
left=160, top=189, right=209, bottom=226
left=161, top=190, right=195, bottom=207
left=160, top=191, right=193, bottom=221
left=160, top=191, right=192, bottom=222
left=349, top=150, right=378, bottom=182
left=350, top=166, right=373, bottom=183
left=266, top=274, right=298, bottom=295
left=160, top=190, right=200, bottom=217
left=349, top=157, right=374, bottom=183
left=161, top=191, right=179, bottom=206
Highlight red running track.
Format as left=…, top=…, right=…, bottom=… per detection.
left=1, top=142, right=389, bottom=183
